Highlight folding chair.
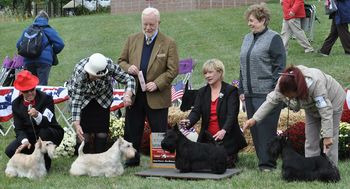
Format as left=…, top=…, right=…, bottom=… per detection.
left=0, top=54, right=24, bottom=87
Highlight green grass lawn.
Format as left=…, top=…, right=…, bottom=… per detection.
left=0, top=0, right=350, bottom=188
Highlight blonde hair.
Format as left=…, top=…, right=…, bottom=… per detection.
left=244, top=3, right=270, bottom=26
left=142, top=7, right=160, bottom=22
left=202, top=59, right=225, bottom=80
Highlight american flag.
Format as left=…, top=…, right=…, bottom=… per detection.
left=171, top=81, right=184, bottom=102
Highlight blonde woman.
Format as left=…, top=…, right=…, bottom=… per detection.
left=180, top=59, right=247, bottom=168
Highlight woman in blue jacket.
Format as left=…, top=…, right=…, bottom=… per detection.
left=319, top=0, right=350, bottom=56
left=16, top=10, right=65, bottom=85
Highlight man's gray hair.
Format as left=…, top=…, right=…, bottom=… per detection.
left=141, top=7, right=160, bottom=22
left=35, top=10, right=49, bottom=20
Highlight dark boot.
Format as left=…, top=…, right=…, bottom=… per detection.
left=226, top=154, right=238, bottom=169
left=44, top=154, right=51, bottom=171
left=94, top=137, right=107, bottom=153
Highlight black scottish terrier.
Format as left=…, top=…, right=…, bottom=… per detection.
left=161, top=125, right=227, bottom=174
left=180, top=81, right=198, bottom=112
left=268, top=135, right=340, bottom=182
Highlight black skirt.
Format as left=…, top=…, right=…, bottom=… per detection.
left=80, top=99, right=110, bottom=133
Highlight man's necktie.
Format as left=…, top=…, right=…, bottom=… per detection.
left=146, top=37, right=152, bottom=45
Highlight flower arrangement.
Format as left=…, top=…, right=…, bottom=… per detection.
left=55, top=127, right=76, bottom=157
left=339, top=122, right=350, bottom=159
left=109, top=116, right=125, bottom=141
left=341, top=109, right=350, bottom=123
left=140, top=120, right=151, bottom=155
left=282, top=121, right=305, bottom=155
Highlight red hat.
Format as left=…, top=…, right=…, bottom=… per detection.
left=13, top=70, right=39, bottom=91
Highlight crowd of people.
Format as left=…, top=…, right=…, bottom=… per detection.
left=3, top=1, right=349, bottom=174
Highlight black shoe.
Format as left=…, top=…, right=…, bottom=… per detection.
left=317, top=50, right=329, bottom=57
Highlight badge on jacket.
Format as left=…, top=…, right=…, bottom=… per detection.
left=314, top=96, right=327, bottom=108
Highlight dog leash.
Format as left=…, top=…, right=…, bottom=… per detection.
left=28, top=104, right=38, bottom=141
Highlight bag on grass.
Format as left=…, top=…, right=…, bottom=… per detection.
left=52, top=53, right=59, bottom=66
left=17, top=25, right=44, bottom=58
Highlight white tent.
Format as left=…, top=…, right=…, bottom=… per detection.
left=62, top=0, right=82, bottom=9
left=63, top=0, right=110, bottom=11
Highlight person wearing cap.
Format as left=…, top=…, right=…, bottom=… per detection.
left=67, top=53, right=136, bottom=153
left=16, top=10, right=65, bottom=85
left=5, top=70, right=64, bottom=171
left=118, top=7, right=179, bottom=167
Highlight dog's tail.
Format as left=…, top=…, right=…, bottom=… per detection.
left=78, top=141, right=85, bottom=156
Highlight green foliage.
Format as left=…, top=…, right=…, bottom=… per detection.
left=0, top=0, right=13, bottom=7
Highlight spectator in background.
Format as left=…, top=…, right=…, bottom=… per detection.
left=243, top=65, right=346, bottom=166
left=16, top=10, right=64, bottom=85
left=118, top=7, right=179, bottom=167
left=180, top=59, right=247, bottom=168
left=280, top=0, right=314, bottom=53
left=239, top=3, right=286, bottom=172
left=318, top=0, right=350, bottom=56
left=5, top=70, right=64, bottom=171
left=67, top=53, right=135, bottom=153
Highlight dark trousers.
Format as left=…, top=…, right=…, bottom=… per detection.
left=24, top=63, right=51, bottom=85
left=320, top=18, right=350, bottom=55
left=5, top=127, right=63, bottom=171
left=245, top=96, right=282, bottom=169
left=124, top=90, right=168, bottom=164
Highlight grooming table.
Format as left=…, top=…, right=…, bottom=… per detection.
left=135, top=168, right=241, bottom=180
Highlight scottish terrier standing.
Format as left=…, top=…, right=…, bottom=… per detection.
left=268, top=135, right=340, bottom=182
left=161, top=125, right=227, bottom=174
left=70, top=137, right=136, bottom=177
left=5, top=138, right=56, bottom=179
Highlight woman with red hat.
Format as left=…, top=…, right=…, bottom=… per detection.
left=4, top=70, right=64, bottom=171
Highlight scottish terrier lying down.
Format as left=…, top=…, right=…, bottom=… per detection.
left=268, top=136, right=340, bottom=182
left=70, top=137, right=136, bottom=177
left=161, top=125, right=227, bottom=174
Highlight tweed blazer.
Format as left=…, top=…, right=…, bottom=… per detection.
left=118, top=32, right=179, bottom=109
left=187, top=82, right=247, bottom=155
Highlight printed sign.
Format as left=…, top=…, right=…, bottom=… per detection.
left=150, top=132, right=176, bottom=168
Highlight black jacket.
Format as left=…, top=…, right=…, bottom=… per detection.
left=188, top=82, right=247, bottom=155
left=12, top=90, right=63, bottom=145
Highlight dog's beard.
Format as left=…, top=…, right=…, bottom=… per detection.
left=124, top=149, right=136, bottom=159
left=46, top=146, right=56, bottom=159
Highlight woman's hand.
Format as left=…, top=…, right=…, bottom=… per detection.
left=123, top=91, right=133, bottom=107
left=27, top=107, right=39, bottom=118
left=16, top=142, right=31, bottom=153
left=323, top=137, right=333, bottom=153
left=213, top=129, right=226, bottom=141
left=73, top=120, right=84, bottom=142
left=243, top=118, right=257, bottom=132
left=239, top=94, right=245, bottom=101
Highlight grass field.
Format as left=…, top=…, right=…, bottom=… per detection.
left=0, top=0, right=350, bottom=188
